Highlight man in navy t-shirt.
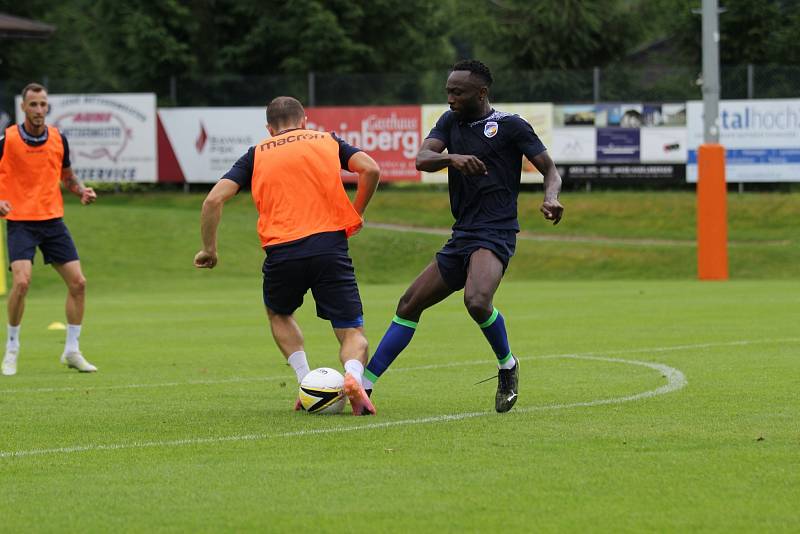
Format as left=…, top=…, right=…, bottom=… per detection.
left=363, top=59, right=564, bottom=413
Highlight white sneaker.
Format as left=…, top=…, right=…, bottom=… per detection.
left=61, top=351, right=98, bottom=373
left=2, top=349, right=18, bottom=376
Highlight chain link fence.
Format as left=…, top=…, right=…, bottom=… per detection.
left=172, top=64, right=799, bottom=106
left=2, top=64, right=799, bottom=113
left=1, top=64, right=798, bottom=135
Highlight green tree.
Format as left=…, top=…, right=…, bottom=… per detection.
left=663, top=0, right=800, bottom=66
left=211, top=0, right=452, bottom=74
left=451, top=0, right=643, bottom=70
left=0, top=0, right=194, bottom=95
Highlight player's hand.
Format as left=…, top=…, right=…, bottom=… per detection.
left=449, top=154, right=488, bottom=176
left=194, top=250, right=218, bottom=269
left=0, top=200, right=11, bottom=216
left=80, top=187, right=97, bottom=205
left=540, top=198, right=564, bottom=225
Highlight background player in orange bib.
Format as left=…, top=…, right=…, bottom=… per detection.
left=195, top=96, right=381, bottom=415
left=0, top=83, right=98, bottom=376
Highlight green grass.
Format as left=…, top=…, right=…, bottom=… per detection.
left=15, top=190, right=800, bottom=293
left=1, top=190, right=798, bottom=531
left=2, top=281, right=798, bottom=532
left=367, top=189, right=800, bottom=242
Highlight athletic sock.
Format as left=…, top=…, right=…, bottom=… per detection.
left=65, top=324, right=81, bottom=353
left=364, top=315, right=418, bottom=386
left=6, top=325, right=20, bottom=352
left=362, top=375, right=374, bottom=391
left=287, top=350, right=310, bottom=384
left=343, top=359, right=365, bottom=386
left=477, top=308, right=515, bottom=369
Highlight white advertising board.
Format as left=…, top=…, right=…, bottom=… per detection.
left=640, top=127, right=687, bottom=163
left=158, top=107, right=266, bottom=184
left=687, top=99, right=800, bottom=182
left=16, top=93, right=157, bottom=182
left=550, top=127, right=596, bottom=162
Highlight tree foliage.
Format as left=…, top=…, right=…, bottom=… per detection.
left=453, top=0, right=644, bottom=70
left=655, top=0, right=800, bottom=67
left=0, top=0, right=451, bottom=89
left=0, top=0, right=798, bottom=105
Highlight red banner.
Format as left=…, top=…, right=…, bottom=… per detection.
left=306, top=106, right=421, bottom=182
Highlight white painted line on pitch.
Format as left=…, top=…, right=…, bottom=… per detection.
left=0, top=354, right=687, bottom=459
left=0, top=375, right=285, bottom=394
left=1, top=337, right=797, bottom=395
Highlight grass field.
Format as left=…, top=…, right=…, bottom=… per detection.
left=1, top=190, right=798, bottom=531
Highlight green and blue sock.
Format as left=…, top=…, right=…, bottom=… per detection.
left=478, top=308, right=515, bottom=369
left=364, top=315, right=417, bottom=389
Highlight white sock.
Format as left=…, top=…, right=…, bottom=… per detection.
left=362, top=375, right=374, bottom=390
left=65, top=324, right=81, bottom=353
left=287, top=351, right=310, bottom=384
left=499, top=355, right=517, bottom=370
left=343, top=359, right=364, bottom=385
left=6, top=325, right=20, bottom=351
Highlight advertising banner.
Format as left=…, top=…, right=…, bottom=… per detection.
left=16, top=93, right=157, bottom=182
left=158, top=107, right=265, bottom=183
left=420, top=103, right=553, bottom=183
left=640, top=127, right=687, bottom=162
left=642, top=103, right=687, bottom=127
left=419, top=104, right=448, bottom=183
left=554, top=105, right=596, bottom=126
left=560, top=164, right=685, bottom=181
left=550, top=127, right=596, bottom=162
left=306, top=106, right=421, bottom=182
left=596, top=127, right=640, bottom=162
left=687, top=99, right=800, bottom=182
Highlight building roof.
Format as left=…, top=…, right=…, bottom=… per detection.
left=0, top=13, right=55, bottom=39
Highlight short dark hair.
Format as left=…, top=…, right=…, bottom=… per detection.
left=21, top=82, right=47, bottom=100
left=451, top=59, right=493, bottom=87
left=266, top=96, right=305, bottom=129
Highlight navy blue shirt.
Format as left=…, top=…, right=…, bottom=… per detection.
left=0, top=124, right=71, bottom=167
left=223, top=130, right=361, bottom=261
left=427, top=109, right=546, bottom=233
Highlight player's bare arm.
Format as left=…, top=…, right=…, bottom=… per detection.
left=195, top=178, right=240, bottom=269
left=415, top=138, right=487, bottom=176
left=348, top=151, right=381, bottom=216
left=0, top=200, right=11, bottom=216
left=61, top=167, right=97, bottom=205
left=532, top=151, right=564, bottom=225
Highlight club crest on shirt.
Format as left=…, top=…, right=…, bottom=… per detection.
left=484, top=121, right=498, bottom=138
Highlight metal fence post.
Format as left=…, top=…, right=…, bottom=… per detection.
left=747, top=64, right=754, bottom=99
left=170, top=75, right=177, bottom=106
left=308, top=71, right=316, bottom=107
left=593, top=67, right=600, bottom=103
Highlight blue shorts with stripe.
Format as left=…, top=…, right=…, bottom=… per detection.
left=262, top=253, right=364, bottom=328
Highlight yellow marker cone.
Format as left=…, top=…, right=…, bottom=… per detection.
left=47, top=322, right=67, bottom=331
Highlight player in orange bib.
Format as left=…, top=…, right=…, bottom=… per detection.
left=195, top=96, right=381, bottom=415
left=0, top=83, right=98, bottom=376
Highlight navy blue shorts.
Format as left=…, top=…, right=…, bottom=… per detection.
left=435, top=229, right=516, bottom=291
left=262, top=253, right=364, bottom=328
left=6, top=218, right=80, bottom=265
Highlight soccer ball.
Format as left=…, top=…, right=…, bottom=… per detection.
left=299, top=367, right=346, bottom=414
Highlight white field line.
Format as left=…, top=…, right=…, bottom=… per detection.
left=0, top=354, right=686, bottom=459
left=0, top=375, right=285, bottom=394
left=365, top=222, right=792, bottom=247
left=2, top=337, right=796, bottom=395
